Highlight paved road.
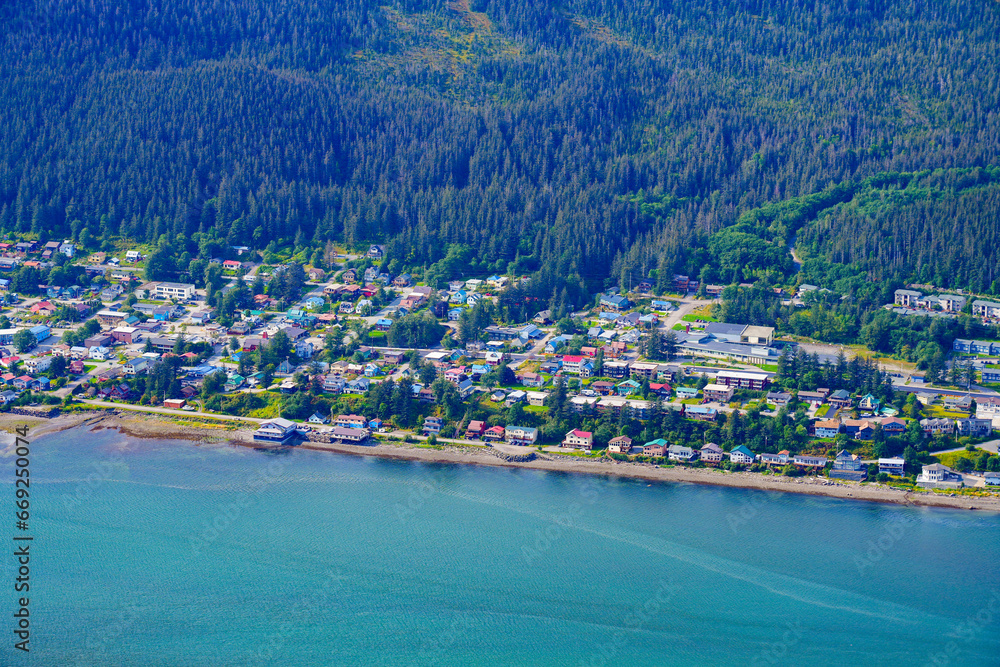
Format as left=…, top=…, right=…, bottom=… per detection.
left=659, top=296, right=711, bottom=332
left=79, top=398, right=266, bottom=424
left=930, top=439, right=999, bottom=455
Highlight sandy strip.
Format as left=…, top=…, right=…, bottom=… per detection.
left=5, top=411, right=999, bottom=512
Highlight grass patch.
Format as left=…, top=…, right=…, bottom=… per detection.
left=923, top=405, right=971, bottom=419
left=933, top=448, right=988, bottom=468
left=815, top=404, right=833, bottom=418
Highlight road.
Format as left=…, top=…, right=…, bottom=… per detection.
left=930, top=440, right=999, bottom=456
left=79, top=398, right=266, bottom=424
left=659, top=296, right=710, bottom=333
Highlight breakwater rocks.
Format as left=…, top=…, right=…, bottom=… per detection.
left=488, top=448, right=536, bottom=463
left=6, top=406, right=60, bottom=419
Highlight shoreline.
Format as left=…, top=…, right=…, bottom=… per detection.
left=6, top=410, right=1000, bottom=513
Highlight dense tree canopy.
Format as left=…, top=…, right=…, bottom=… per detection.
left=2, top=0, right=998, bottom=300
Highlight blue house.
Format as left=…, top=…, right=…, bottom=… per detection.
left=600, top=294, right=630, bottom=311
left=29, top=325, right=51, bottom=342
left=616, top=379, right=641, bottom=396
left=545, top=335, right=571, bottom=353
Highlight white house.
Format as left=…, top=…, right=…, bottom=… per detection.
left=562, top=429, right=593, bottom=451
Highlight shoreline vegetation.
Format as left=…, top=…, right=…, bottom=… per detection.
left=6, top=411, right=1000, bottom=513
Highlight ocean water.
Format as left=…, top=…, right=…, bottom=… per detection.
left=1, top=426, right=998, bottom=666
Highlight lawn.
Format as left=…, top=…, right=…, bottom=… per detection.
left=682, top=306, right=717, bottom=322
left=815, top=404, right=833, bottom=418
left=934, top=448, right=990, bottom=468
left=923, top=405, right=971, bottom=419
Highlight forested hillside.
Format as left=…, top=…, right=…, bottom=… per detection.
left=2, top=0, right=999, bottom=303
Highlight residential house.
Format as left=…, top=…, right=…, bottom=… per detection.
left=858, top=394, right=880, bottom=411
left=465, top=420, right=486, bottom=439
left=675, top=386, right=700, bottom=400
left=124, top=357, right=149, bottom=375
left=878, top=457, right=905, bottom=477
left=703, top=383, right=734, bottom=403
left=253, top=418, right=298, bottom=444
left=562, top=429, right=593, bottom=451
left=599, top=294, right=630, bottom=311
left=668, top=444, right=696, bottom=462
left=766, top=391, right=792, bottom=406
left=827, top=389, right=852, bottom=408
left=607, top=435, right=633, bottom=454
left=880, top=417, right=907, bottom=435
left=715, top=370, right=770, bottom=390
left=422, top=416, right=444, bottom=436
left=793, top=454, right=827, bottom=469
left=335, top=414, right=368, bottom=429
left=505, top=426, right=538, bottom=446
left=685, top=405, right=717, bottom=421
left=760, top=450, right=790, bottom=466
left=729, top=445, right=755, bottom=465
left=798, top=390, right=827, bottom=405
left=813, top=419, right=842, bottom=438
left=643, top=439, right=668, bottom=457
left=616, top=379, right=641, bottom=396
left=483, top=425, right=506, bottom=442
left=920, top=418, right=955, bottom=436
left=955, top=418, right=992, bottom=438
left=698, top=442, right=723, bottom=463
left=518, top=372, right=546, bottom=388
left=916, top=463, right=964, bottom=489
left=844, top=419, right=875, bottom=440
left=830, top=450, right=867, bottom=481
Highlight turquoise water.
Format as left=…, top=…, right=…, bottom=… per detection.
left=2, top=426, right=999, bottom=666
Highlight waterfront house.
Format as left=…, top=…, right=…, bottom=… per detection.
left=465, top=420, right=485, bottom=439
left=793, top=454, right=827, bottom=469
left=643, top=439, right=668, bottom=457
left=878, top=457, right=905, bottom=477
left=830, top=450, right=867, bottom=481
left=254, top=418, right=297, bottom=444
left=422, top=416, right=444, bottom=436
left=335, top=414, right=368, bottom=429
left=483, top=425, right=506, bottom=442
left=608, top=435, right=633, bottom=454
left=668, top=444, right=696, bottom=462
left=916, top=463, right=964, bottom=489
left=760, top=450, right=790, bottom=466
left=562, top=429, right=593, bottom=451
left=700, top=443, right=724, bottom=463
left=505, top=426, right=538, bottom=446
left=729, top=445, right=755, bottom=465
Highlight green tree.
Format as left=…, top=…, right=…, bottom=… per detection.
left=13, top=329, right=36, bottom=353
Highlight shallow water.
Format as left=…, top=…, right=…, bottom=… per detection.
left=2, top=427, right=998, bottom=666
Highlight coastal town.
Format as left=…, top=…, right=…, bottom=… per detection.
left=1, top=238, right=999, bottom=500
